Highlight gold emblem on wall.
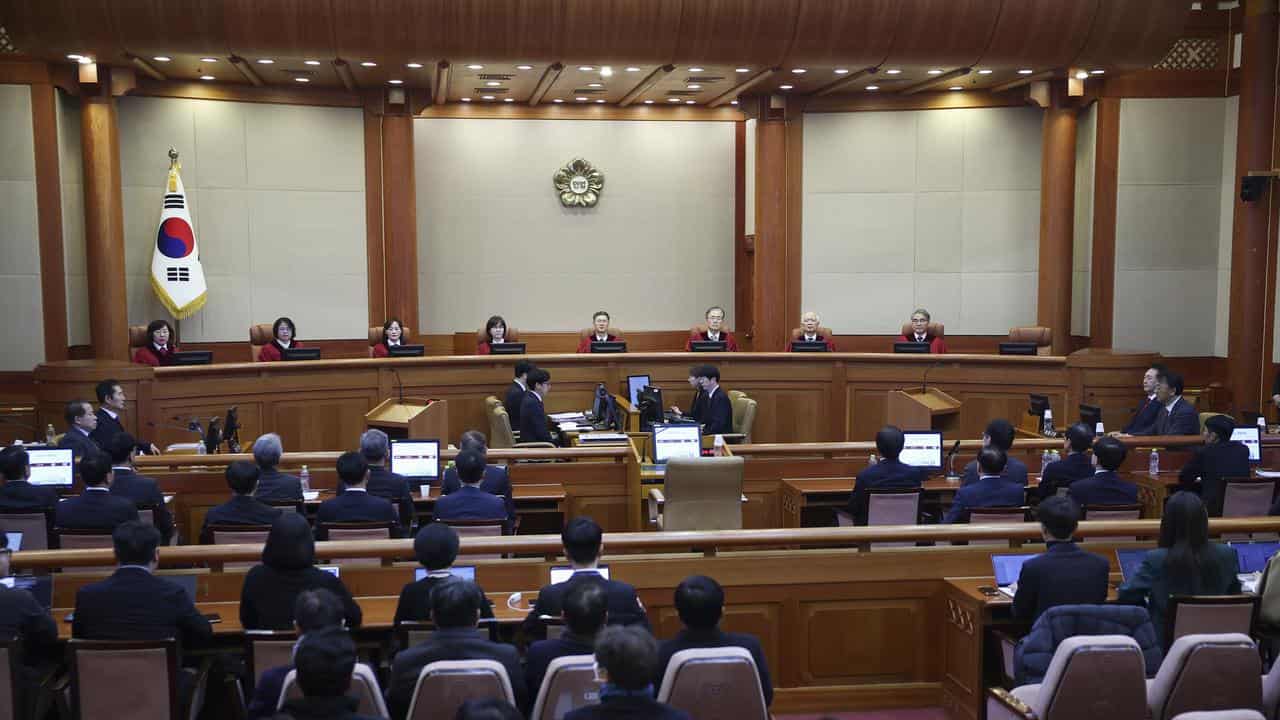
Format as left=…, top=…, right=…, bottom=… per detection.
left=553, top=158, right=604, bottom=207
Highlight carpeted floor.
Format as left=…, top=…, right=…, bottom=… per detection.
left=778, top=709, right=948, bottom=720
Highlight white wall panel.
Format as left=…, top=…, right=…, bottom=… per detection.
left=0, top=85, right=43, bottom=371
left=1072, top=103, right=1096, bottom=336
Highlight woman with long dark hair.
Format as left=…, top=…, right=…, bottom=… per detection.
left=239, top=513, right=362, bottom=630
left=476, top=315, right=508, bottom=355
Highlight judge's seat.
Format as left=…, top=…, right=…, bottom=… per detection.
left=474, top=326, right=521, bottom=347
left=128, top=325, right=149, bottom=352
left=578, top=327, right=624, bottom=343
left=369, top=325, right=413, bottom=357
left=249, top=324, right=274, bottom=361
left=900, top=321, right=945, bottom=339
left=688, top=323, right=735, bottom=342
left=1008, top=326, right=1053, bottom=355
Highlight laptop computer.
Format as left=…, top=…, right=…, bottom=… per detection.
left=1116, top=548, right=1151, bottom=582
left=991, top=553, right=1040, bottom=598
left=4, top=532, right=20, bottom=552
left=1232, top=541, right=1280, bottom=574
left=414, top=565, right=476, bottom=582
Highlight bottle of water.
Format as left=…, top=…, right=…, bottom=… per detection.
left=1042, top=409, right=1055, bottom=438
left=1148, top=449, right=1159, bottom=476
left=1260, top=415, right=1269, bottom=436
left=1095, top=422, right=1105, bottom=437
left=44, top=424, right=55, bottom=445
left=300, top=465, right=311, bottom=493
left=1040, top=450, right=1051, bottom=477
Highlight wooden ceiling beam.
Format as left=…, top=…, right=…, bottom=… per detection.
left=810, top=67, right=877, bottom=97
left=433, top=61, right=450, bottom=105
left=619, top=64, right=674, bottom=107
left=901, top=67, right=970, bottom=95
left=529, top=62, right=563, bottom=106
left=708, top=67, right=778, bottom=108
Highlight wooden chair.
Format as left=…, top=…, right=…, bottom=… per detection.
left=404, top=659, right=517, bottom=720
left=965, top=507, right=1030, bottom=547
left=0, top=510, right=52, bottom=551
left=320, top=521, right=394, bottom=565
left=69, top=639, right=183, bottom=720
left=657, top=647, right=769, bottom=720
left=243, top=629, right=297, bottom=694
left=1081, top=504, right=1142, bottom=543
left=1166, top=595, right=1259, bottom=652
left=249, top=323, right=274, bottom=362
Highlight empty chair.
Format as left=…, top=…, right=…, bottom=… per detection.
left=1167, top=595, right=1259, bottom=649
left=986, top=635, right=1149, bottom=720
left=1148, top=633, right=1262, bottom=720
left=657, top=646, right=768, bottom=720
left=1081, top=504, right=1142, bottom=543
left=866, top=489, right=921, bottom=549
left=648, top=456, right=745, bottom=531
left=404, top=659, right=517, bottom=720
left=1223, top=479, right=1278, bottom=541
left=728, top=394, right=757, bottom=444
left=69, top=638, right=187, bottom=720
left=0, top=511, right=51, bottom=551
left=277, top=662, right=389, bottom=717
left=436, top=518, right=506, bottom=560
left=1261, top=653, right=1280, bottom=720
left=967, top=507, right=1030, bottom=547
left=1008, top=326, right=1053, bottom=355
left=244, top=629, right=297, bottom=693
left=530, top=654, right=599, bottom=720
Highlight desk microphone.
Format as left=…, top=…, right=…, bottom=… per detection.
left=390, top=368, right=405, bottom=404
left=921, top=361, right=942, bottom=393
left=943, top=440, right=961, bottom=479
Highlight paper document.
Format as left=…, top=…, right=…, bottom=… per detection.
left=549, top=412, right=587, bottom=422
left=1257, top=470, right=1280, bottom=478
left=579, top=433, right=629, bottom=442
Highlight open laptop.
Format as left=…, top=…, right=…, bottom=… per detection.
left=1233, top=541, right=1280, bottom=573
left=991, top=553, right=1040, bottom=598
left=1117, top=548, right=1151, bottom=583
left=414, top=565, right=476, bottom=582
left=550, top=565, right=610, bottom=584
left=3, top=533, right=20, bottom=552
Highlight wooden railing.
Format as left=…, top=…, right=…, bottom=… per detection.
left=133, top=444, right=631, bottom=471
left=729, top=435, right=1213, bottom=458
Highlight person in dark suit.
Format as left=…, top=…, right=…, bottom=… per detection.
left=90, top=379, right=156, bottom=455
left=1038, top=423, right=1097, bottom=500
left=1148, top=370, right=1199, bottom=436
left=692, top=364, right=733, bottom=435
left=523, top=517, right=648, bottom=640
left=1012, top=496, right=1110, bottom=623
left=847, top=425, right=926, bottom=525
left=520, top=368, right=556, bottom=444
left=1122, top=363, right=1167, bottom=435
left=239, top=513, right=362, bottom=631
left=273, top=628, right=380, bottom=720
left=0, top=446, right=60, bottom=514
left=386, top=580, right=527, bottom=719
left=669, top=370, right=707, bottom=423
left=393, top=523, right=494, bottom=624
left=71, top=521, right=212, bottom=647
left=1118, top=491, right=1241, bottom=644
left=200, top=460, right=283, bottom=543
left=58, top=399, right=100, bottom=459
left=1180, top=414, right=1252, bottom=516
left=577, top=311, right=620, bottom=353
left=684, top=306, right=739, bottom=352
left=565, top=626, right=690, bottom=720
left=315, top=452, right=400, bottom=540
left=504, top=360, right=534, bottom=427
left=526, top=581, right=607, bottom=700
left=358, top=429, right=414, bottom=529
left=55, top=451, right=139, bottom=532
left=252, top=433, right=303, bottom=502
left=441, top=431, right=515, bottom=521
left=656, top=575, right=773, bottom=706
left=434, top=449, right=509, bottom=526
left=895, top=308, right=948, bottom=353
left=1068, top=436, right=1139, bottom=508
left=106, top=433, right=172, bottom=544
left=0, top=579, right=59, bottom=715
left=788, top=311, right=836, bottom=352
left=961, top=419, right=1029, bottom=487
left=944, top=448, right=1025, bottom=523
left=246, top=588, right=348, bottom=720
left=456, top=700, right=523, bottom=720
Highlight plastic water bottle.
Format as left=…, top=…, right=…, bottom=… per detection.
left=712, top=434, right=725, bottom=456
left=1042, top=409, right=1055, bottom=437
left=1040, top=450, right=1051, bottom=477
left=44, top=424, right=55, bottom=445
left=1260, top=415, right=1269, bottom=435
left=1095, top=422, right=1105, bottom=437
left=299, top=465, right=311, bottom=493
left=1148, top=448, right=1160, bottom=476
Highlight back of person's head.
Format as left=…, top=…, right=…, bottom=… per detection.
left=455, top=699, right=523, bottom=720
left=1092, top=436, right=1127, bottom=471
left=459, top=430, right=488, bottom=452
left=1065, top=423, right=1094, bottom=452
left=984, top=419, right=1015, bottom=451
left=359, top=428, right=389, bottom=463
left=455, top=449, right=485, bottom=485
left=107, top=432, right=136, bottom=464
left=694, top=364, right=720, bottom=383
left=336, top=451, right=368, bottom=486
left=293, top=587, right=346, bottom=633
left=252, top=433, right=283, bottom=469
left=113, top=521, right=160, bottom=565
left=1036, top=496, right=1080, bottom=541
left=594, top=626, right=659, bottom=691
left=561, top=516, right=603, bottom=565
left=1159, top=491, right=1222, bottom=592
left=79, top=451, right=112, bottom=487
left=293, top=627, right=356, bottom=697
left=562, top=581, right=608, bottom=637
left=64, top=399, right=91, bottom=427
left=875, top=425, right=905, bottom=460
left=94, top=379, right=118, bottom=404
left=674, top=574, right=725, bottom=630
left=513, top=360, right=534, bottom=379
left=262, top=512, right=316, bottom=571
left=977, top=447, right=1007, bottom=476
left=0, top=447, right=28, bottom=481
left=414, top=522, right=460, bottom=570
left=528, top=368, right=551, bottom=387
left=225, top=460, right=260, bottom=495
left=431, top=579, right=483, bottom=629
left=1205, top=414, right=1236, bottom=443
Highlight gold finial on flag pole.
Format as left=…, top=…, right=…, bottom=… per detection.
left=167, top=148, right=180, bottom=191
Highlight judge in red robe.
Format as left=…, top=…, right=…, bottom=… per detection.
left=132, top=319, right=180, bottom=366
left=788, top=311, right=836, bottom=351
left=896, top=309, right=948, bottom=353
left=576, top=311, right=619, bottom=353
left=257, top=316, right=304, bottom=362
left=476, top=314, right=508, bottom=355
left=685, top=306, right=739, bottom=351
left=371, top=318, right=406, bottom=358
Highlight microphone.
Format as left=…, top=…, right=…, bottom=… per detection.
left=390, top=368, right=405, bottom=404
left=921, top=361, right=942, bottom=393
left=944, top=439, right=962, bottom=479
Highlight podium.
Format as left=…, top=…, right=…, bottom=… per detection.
left=886, top=388, right=961, bottom=433
left=365, top=398, right=448, bottom=441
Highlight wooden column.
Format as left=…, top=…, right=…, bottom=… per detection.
left=751, top=96, right=801, bottom=352
left=80, top=74, right=129, bottom=361
left=31, top=81, right=68, bottom=361
left=381, top=113, right=419, bottom=334
left=1088, top=98, right=1121, bottom=348
left=1228, top=0, right=1279, bottom=412
left=1037, top=89, right=1077, bottom=355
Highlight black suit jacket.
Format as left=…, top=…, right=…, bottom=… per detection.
left=504, top=381, right=527, bottom=427
left=441, top=465, right=515, bottom=519
left=1180, top=441, right=1253, bottom=516
left=656, top=628, right=773, bottom=706
left=522, top=570, right=649, bottom=639
left=239, top=565, right=363, bottom=631
left=393, top=574, right=494, bottom=625
left=847, top=459, right=925, bottom=525
left=564, top=697, right=690, bottom=720
left=89, top=409, right=149, bottom=453
left=72, top=567, right=213, bottom=648
left=0, top=584, right=58, bottom=664
left=55, top=488, right=139, bottom=531
left=315, top=489, right=399, bottom=539
left=200, top=495, right=282, bottom=543
left=433, top=485, right=509, bottom=525
left=385, top=627, right=527, bottom=719
left=960, top=456, right=1029, bottom=487
left=255, top=468, right=303, bottom=502
left=685, top=389, right=707, bottom=424
left=1124, top=396, right=1161, bottom=435
left=701, top=387, right=732, bottom=435
left=365, top=466, right=415, bottom=527
left=1067, top=470, right=1139, bottom=508
left=1012, top=542, right=1110, bottom=623
left=0, top=480, right=59, bottom=514
left=57, top=427, right=100, bottom=459
left=520, top=392, right=553, bottom=443
left=111, top=468, right=172, bottom=543
left=1038, top=452, right=1095, bottom=500
left=1153, top=398, right=1199, bottom=436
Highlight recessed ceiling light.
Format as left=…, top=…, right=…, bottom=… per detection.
left=553, top=98, right=564, bottom=103
left=461, top=97, right=471, bottom=102
left=791, top=68, right=807, bottom=74
left=929, top=69, right=946, bottom=75
left=77, top=56, right=92, bottom=65
left=735, top=67, right=750, bottom=73
left=388, top=79, right=403, bottom=85
left=256, top=58, right=274, bottom=64
left=644, top=99, right=654, bottom=104
left=304, top=60, right=321, bottom=66
left=467, top=64, right=483, bottom=70
left=153, top=56, right=171, bottom=62
left=600, top=66, right=613, bottom=76
left=687, top=84, right=701, bottom=89
left=886, top=68, right=901, bottom=75
left=668, top=98, right=680, bottom=102
left=1018, top=69, right=1034, bottom=75
left=865, top=85, right=879, bottom=91
left=406, top=62, right=423, bottom=69
left=948, top=85, right=963, bottom=91
left=486, top=81, right=501, bottom=87
left=1090, top=69, right=1105, bottom=75
left=626, top=67, right=641, bottom=72
left=516, top=64, right=533, bottom=70
left=504, top=98, right=514, bottom=102
left=360, top=61, right=377, bottom=67
left=200, top=75, right=215, bottom=81
left=779, top=84, right=793, bottom=90
left=834, top=68, right=850, bottom=75
left=482, top=95, right=495, bottom=100
left=576, top=96, right=588, bottom=101
left=578, top=66, right=594, bottom=72
left=1075, top=71, right=1089, bottom=79
left=730, top=100, right=739, bottom=105
left=66, top=54, right=83, bottom=61
left=587, top=82, right=602, bottom=88
left=597, top=99, right=606, bottom=103
left=685, top=99, right=695, bottom=104
left=295, top=77, right=310, bottom=83
left=689, top=67, right=705, bottom=72
left=201, top=57, right=220, bottom=63
left=977, top=69, right=993, bottom=75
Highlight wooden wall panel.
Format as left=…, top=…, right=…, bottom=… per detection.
left=271, top=395, right=380, bottom=451
left=1089, top=98, right=1121, bottom=347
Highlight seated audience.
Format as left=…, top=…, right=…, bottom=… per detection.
left=434, top=449, right=509, bottom=525
left=359, top=428, right=415, bottom=528
left=394, top=522, right=494, bottom=624
left=107, top=432, right=173, bottom=544
left=0, top=560, right=58, bottom=673
left=247, top=588, right=347, bottom=720
left=1068, top=436, right=1139, bottom=507
left=315, top=451, right=400, bottom=540
left=258, top=316, right=304, bottom=363
left=55, top=451, right=139, bottom=531
left=132, top=319, right=179, bottom=367
left=944, top=448, right=1024, bottom=523
left=0, top=446, right=60, bottom=514
left=371, top=317, right=407, bottom=359
left=386, top=579, right=526, bottom=719
left=897, top=308, right=947, bottom=353
left=789, top=311, right=835, bottom=351
left=526, top=582, right=608, bottom=701
left=523, top=517, right=649, bottom=638
left=1117, top=491, right=1241, bottom=644
left=656, top=575, right=772, bottom=706
left=847, top=425, right=926, bottom=525
left=577, top=311, right=619, bottom=352
left=1122, top=363, right=1167, bottom=435
left=1037, top=423, right=1096, bottom=500
left=565, top=626, right=690, bottom=720
left=273, top=627, right=379, bottom=720
left=520, top=368, right=555, bottom=444
left=1012, top=497, right=1109, bottom=623
left=504, top=360, right=534, bottom=426
left=252, top=433, right=303, bottom=502
left=58, top=399, right=100, bottom=459
left=691, top=364, right=733, bottom=435
left=961, top=419, right=1028, bottom=486
left=240, top=513, right=362, bottom=630
left=1180, top=414, right=1251, bottom=516
left=200, top=460, right=283, bottom=542
left=441, top=431, right=515, bottom=520
left=455, top=699, right=523, bottom=720
left=685, top=306, right=738, bottom=351
left=477, top=315, right=509, bottom=355
left=1148, top=369, right=1199, bottom=436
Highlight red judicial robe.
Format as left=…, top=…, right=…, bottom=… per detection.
left=895, top=334, right=948, bottom=354
left=788, top=335, right=836, bottom=352
left=576, top=334, right=618, bottom=353
left=371, top=341, right=402, bottom=358
left=133, top=344, right=180, bottom=366
left=257, top=340, right=303, bottom=362
left=685, top=330, right=739, bottom=352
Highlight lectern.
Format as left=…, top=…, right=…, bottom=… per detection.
left=365, top=398, right=448, bottom=441
left=886, top=388, right=960, bottom=433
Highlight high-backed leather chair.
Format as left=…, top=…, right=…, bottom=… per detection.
left=69, top=639, right=186, bottom=720
left=243, top=630, right=297, bottom=693
left=648, top=456, right=744, bottom=531
left=579, top=327, right=624, bottom=342
left=657, top=647, right=768, bottom=720
left=1147, top=634, right=1262, bottom=720
left=277, top=663, right=388, bottom=717
left=900, top=321, right=945, bottom=339
left=249, top=324, right=274, bottom=361
left=404, top=659, right=517, bottom=720
left=0, top=510, right=51, bottom=551
left=128, top=325, right=150, bottom=352
left=1166, top=595, right=1259, bottom=650
left=730, top=394, right=757, bottom=444
left=1008, top=326, right=1053, bottom=355
left=530, top=654, right=598, bottom=720
left=489, top=404, right=554, bottom=450
left=986, top=635, right=1149, bottom=720
left=474, top=326, right=521, bottom=346
left=1222, top=479, right=1278, bottom=541
left=369, top=325, right=414, bottom=357
left=789, top=325, right=834, bottom=341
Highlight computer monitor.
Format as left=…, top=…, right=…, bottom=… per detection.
left=991, top=553, right=1041, bottom=587
left=893, top=342, right=931, bottom=354
left=388, top=344, right=426, bottom=358
left=3, top=533, right=20, bottom=552
left=414, top=565, right=476, bottom=582
left=1028, top=394, right=1050, bottom=422
left=319, top=565, right=340, bottom=577
left=1232, top=426, right=1262, bottom=463
left=1232, top=541, right=1280, bottom=573
left=689, top=340, right=726, bottom=352
left=789, top=340, right=830, bottom=353
left=1079, top=404, right=1103, bottom=430
left=899, top=431, right=943, bottom=469
left=390, top=439, right=440, bottom=479
left=549, top=565, right=609, bottom=584
left=282, top=348, right=321, bottom=361
left=627, top=375, right=651, bottom=407
left=637, top=386, right=664, bottom=430
left=489, top=342, right=527, bottom=355
left=998, top=342, right=1039, bottom=356
left=170, top=350, right=213, bottom=366
left=26, top=448, right=73, bottom=487
left=652, top=422, right=701, bottom=464
left=590, top=341, right=626, bottom=354
left=1116, top=549, right=1150, bottom=582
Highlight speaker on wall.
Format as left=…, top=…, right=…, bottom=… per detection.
left=1242, top=175, right=1269, bottom=202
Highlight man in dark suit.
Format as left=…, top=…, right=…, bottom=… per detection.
left=106, top=433, right=173, bottom=544
left=251, top=432, right=303, bottom=502
left=89, top=379, right=157, bottom=455
left=1012, top=496, right=1110, bottom=623
left=505, top=360, right=535, bottom=428
left=944, top=448, right=1025, bottom=523
left=393, top=523, right=494, bottom=624
left=656, top=575, right=773, bottom=706
left=71, top=521, right=212, bottom=647
left=564, top=626, right=690, bottom=720
left=847, top=425, right=926, bottom=525
left=55, top=452, right=139, bottom=532
left=386, top=580, right=527, bottom=719
left=1038, top=423, right=1097, bottom=500
left=692, top=364, right=733, bottom=435
left=0, top=446, right=60, bottom=514
left=58, top=399, right=100, bottom=459
left=359, top=428, right=415, bottom=529
left=200, top=460, right=282, bottom=543
left=1149, top=370, right=1199, bottom=436
left=0, top=578, right=59, bottom=705
left=275, top=627, right=380, bottom=720
left=670, top=370, right=707, bottom=423
left=961, top=419, right=1028, bottom=486
left=440, top=431, right=514, bottom=520
left=1122, top=363, right=1167, bottom=435
left=246, top=588, right=348, bottom=720
left=315, top=452, right=400, bottom=540
left=1180, top=414, right=1252, bottom=516
left=523, top=517, right=649, bottom=639
left=519, top=368, right=556, bottom=444
left=1068, top=436, right=1139, bottom=508
left=525, top=581, right=607, bottom=700
left=434, top=449, right=509, bottom=525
